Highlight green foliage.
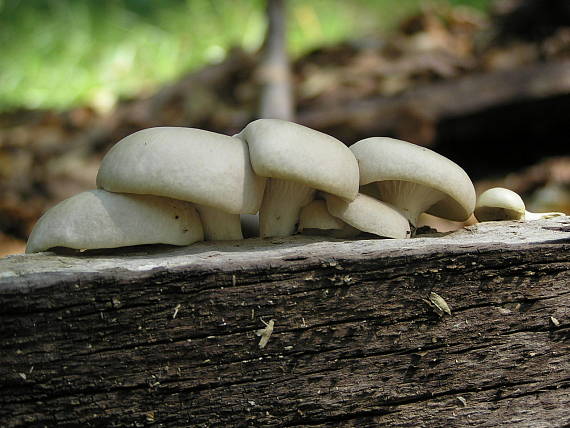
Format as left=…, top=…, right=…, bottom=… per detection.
left=0, top=0, right=492, bottom=111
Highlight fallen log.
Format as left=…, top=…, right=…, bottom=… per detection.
left=299, top=59, right=570, bottom=147
left=1, top=217, right=569, bottom=427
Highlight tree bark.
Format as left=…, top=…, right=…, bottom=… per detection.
left=1, top=217, right=569, bottom=427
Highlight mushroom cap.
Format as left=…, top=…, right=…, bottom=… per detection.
left=474, top=187, right=525, bottom=221
left=299, top=200, right=349, bottom=232
left=97, top=127, right=266, bottom=214
left=350, top=137, right=475, bottom=221
left=299, top=200, right=359, bottom=238
left=237, top=119, right=359, bottom=201
left=325, top=193, right=411, bottom=239
left=26, top=190, right=203, bottom=253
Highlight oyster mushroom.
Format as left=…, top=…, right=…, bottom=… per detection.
left=97, top=127, right=266, bottom=240
left=236, top=119, right=359, bottom=237
left=298, top=200, right=359, bottom=238
left=474, top=187, right=565, bottom=222
left=351, top=137, right=476, bottom=228
left=325, top=193, right=411, bottom=239
left=26, top=190, right=203, bottom=253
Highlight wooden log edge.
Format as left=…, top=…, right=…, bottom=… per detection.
left=1, top=217, right=569, bottom=427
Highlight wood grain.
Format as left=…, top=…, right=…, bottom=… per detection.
left=1, top=217, right=569, bottom=427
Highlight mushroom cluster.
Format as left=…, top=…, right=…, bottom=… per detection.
left=474, top=187, right=565, bottom=222
left=26, top=119, right=480, bottom=253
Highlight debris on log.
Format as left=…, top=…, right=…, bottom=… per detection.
left=1, top=217, right=569, bottom=426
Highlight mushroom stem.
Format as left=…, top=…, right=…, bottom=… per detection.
left=376, top=180, right=445, bottom=226
left=195, top=205, right=243, bottom=241
left=524, top=210, right=565, bottom=221
left=259, top=178, right=315, bottom=238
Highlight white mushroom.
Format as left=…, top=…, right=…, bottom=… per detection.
left=236, top=119, right=359, bottom=237
left=26, top=190, right=203, bottom=253
left=474, top=187, right=565, bottom=222
left=97, top=127, right=266, bottom=241
left=298, top=200, right=359, bottom=238
left=325, top=193, right=411, bottom=239
left=351, top=137, right=476, bottom=227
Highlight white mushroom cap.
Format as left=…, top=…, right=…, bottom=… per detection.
left=474, top=187, right=525, bottom=221
left=475, top=187, right=565, bottom=222
left=97, top=127, right=265, bottom=214
left=351, top=137, right=475, bottom=225
left=237, top=119, right=359, bottom=237
left=298, top=200, right=359, bottom=238
left=26, top=190, right=203, bottom=253
left=96, top=127, right=266, bottom=241
left=240, top=119, right=359, bottom=199
left=325, top=193, right=411, bottom=239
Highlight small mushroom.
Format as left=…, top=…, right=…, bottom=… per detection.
left=236, top=119, right=359, bottom=237
left=324, top=193, right=411, bottom=239
left=26, top=190, right=203, bottom=253
left=351, top=137, right=476, bottom=227
left=474, top=187, right=565, bottom=222
left=97, top=127, right=266, bottom=240
left=298, top=200, right=359, bottom=238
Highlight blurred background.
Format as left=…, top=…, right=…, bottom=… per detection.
left=0, top=0, right=569, bottom=255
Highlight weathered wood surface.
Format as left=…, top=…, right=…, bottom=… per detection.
left=1, top=217, right=569, bottom=427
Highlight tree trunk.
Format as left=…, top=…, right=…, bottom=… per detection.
left=258, top=0, right=294, bottom=121
left=1, top=217, right=569, bottom=427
